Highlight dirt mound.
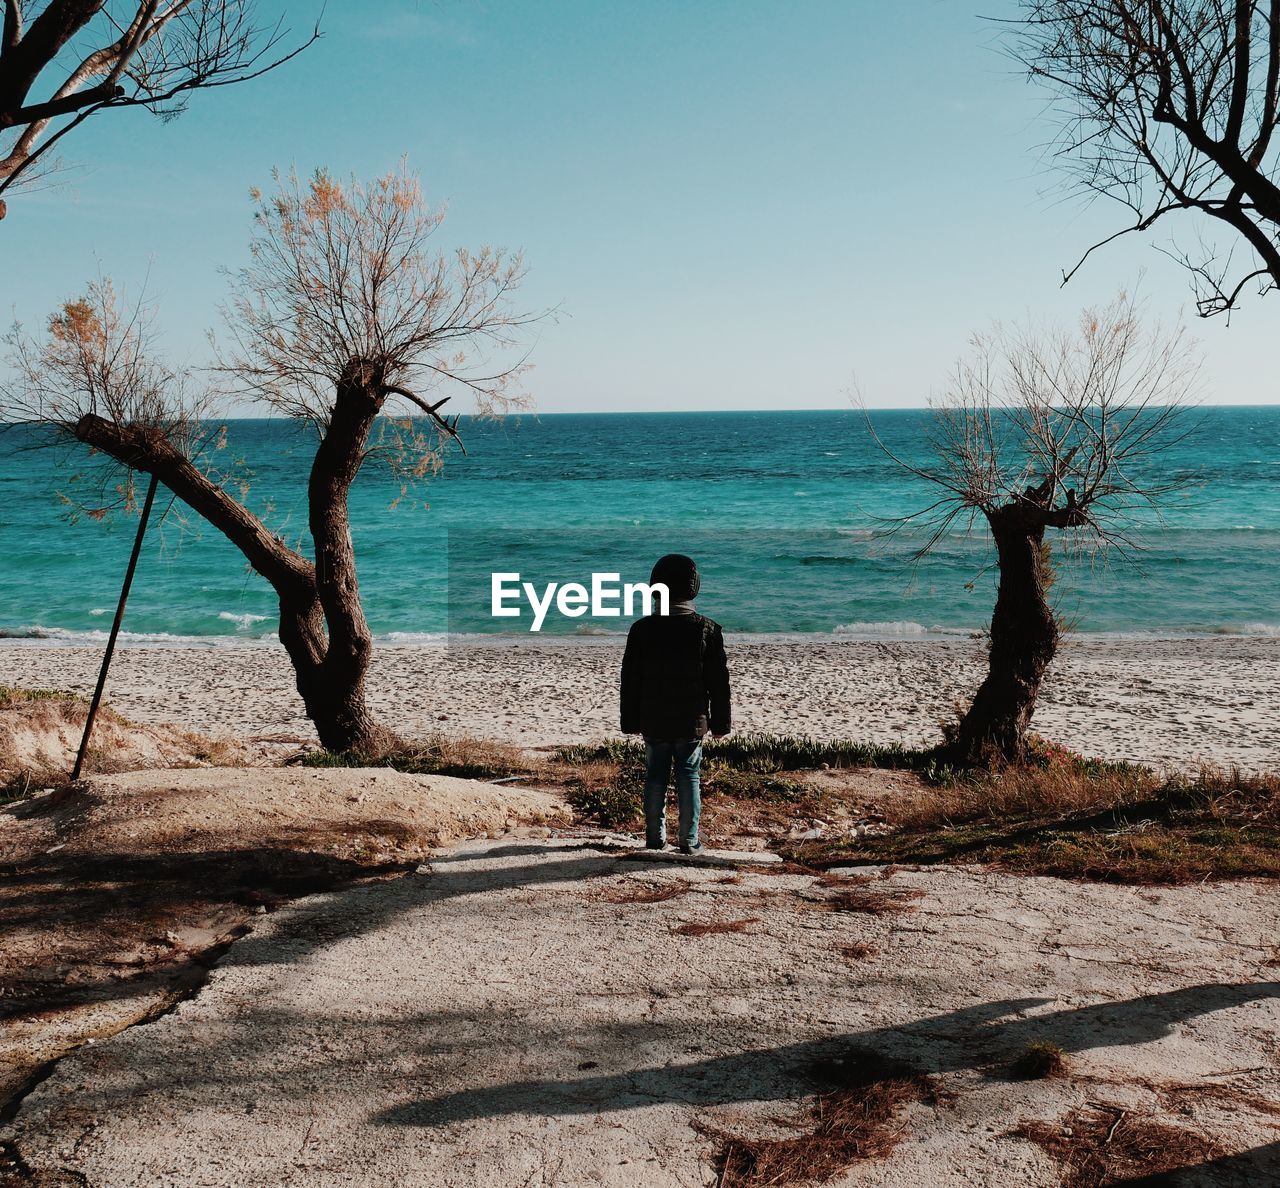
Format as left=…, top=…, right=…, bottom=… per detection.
left=13, top=765, right=569, bottom=860
left=0, top=690, right=250, bottom=783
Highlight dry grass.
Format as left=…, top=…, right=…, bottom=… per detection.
left=790, top=765, right=1280, bottom=885
left=672, top=917, right=761, bottom=937
left=838, top=941, right=879, bottom=961
left=603, top=880, right=692, bottom=904
left=699, top=1048, right=934, bottom=1187
left=551, top=734, right=916, bottom=843
left=299, top=734, right=531, bottom=781
left=1013, top=1105, right=1219, bottom=1187
left=814, top=869, right=868, bottom=887
left=319, top=732, right=1280, bottom=886
left=1152, top=1079, right=1280, bottom=1119
left=1, top=689, right=249, bottom=798
left=820, top=885, right=924, bottom=916
left=892, top=763, right=1159, bottom=832
left=0, top=685, right=82, bottom=709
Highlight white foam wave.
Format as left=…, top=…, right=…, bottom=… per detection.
left=218, top=611, right=269, bottom=630
left=381, top=631, right=450, bottom=645
left=0, top=625, right=279, bottom=647
left=832, top=620, right=972, bottom=638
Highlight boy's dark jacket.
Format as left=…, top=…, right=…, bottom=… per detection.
left=620, top=610, right=731, bottom=739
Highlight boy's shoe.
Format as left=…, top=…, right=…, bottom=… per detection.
left=679, top=843, right=704, bottom=856
left=645, top=841, right=669, bottom=851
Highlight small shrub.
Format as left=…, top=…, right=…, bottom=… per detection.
left=1010, top=1040, right=1067, bottom=1080
left=0, top=685, right=81, bottom=709
left=299, top=736, right=527, bottom=781
left=565, top=780, right=643, bottom=829
left=702, top=764, right=807, bottom=801
left=556, top=739, right=645, bottom=766
left=556, top=733, right=929, bottom=775
left=705, top=733, right=927, bottom=773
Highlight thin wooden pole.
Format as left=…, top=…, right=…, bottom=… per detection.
left=71, top=473, right=161, bottom=782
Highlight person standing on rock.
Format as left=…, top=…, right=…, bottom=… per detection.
left=620, top=553, right=732, bottom=855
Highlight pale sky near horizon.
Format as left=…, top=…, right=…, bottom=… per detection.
left=3, top=0, right=1277, bottom=412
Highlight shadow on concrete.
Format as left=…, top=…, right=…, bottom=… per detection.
left=1114, top=1140, right=1280, bottom=1186
left=372, top=981, right=1280, bottom=1127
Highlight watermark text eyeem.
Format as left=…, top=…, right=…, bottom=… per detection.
left=491, top=573, right=669, bottom=632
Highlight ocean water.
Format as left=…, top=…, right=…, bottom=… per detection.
left=1, top=408, right=1278, bottom=644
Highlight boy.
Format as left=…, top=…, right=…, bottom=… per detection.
left=620, top=554, right=732, bottom=854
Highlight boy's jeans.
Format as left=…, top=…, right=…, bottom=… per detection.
left=643, top=738, right=702, bottom=849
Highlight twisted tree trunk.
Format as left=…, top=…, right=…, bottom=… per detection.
left=73, top=358, right=400, bottom=754
left=295, top=361, right=395, bottom=753
left=947, top=505, right=1059, bottom=766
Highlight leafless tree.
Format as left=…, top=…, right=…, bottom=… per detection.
left=878, top=295, right=1199, bottom=765
left=0, top=0, right=318, bottom=219
left=3, top=165, right=537, bottom=752
left=1013, top=1, right=1280, bottom=316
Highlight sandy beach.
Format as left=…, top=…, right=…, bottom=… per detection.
left=2, top=635, right=1276, bottom=772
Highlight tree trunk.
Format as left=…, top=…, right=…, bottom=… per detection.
left=948, top=506, right=1059, bottom=766
left=293, top=654, right=390, bottom=753
left=300, top=361, right=399, bottom=755
left=74, top=402, right=399, bottom=755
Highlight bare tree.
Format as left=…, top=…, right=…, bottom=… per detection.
left=4, top=165, right=537, bottom=753
left=878, top=295, right=1199, bottom=765
left=1013, top=1, right=1280, bottom=316
left=0, top=0, right=318, bottom=219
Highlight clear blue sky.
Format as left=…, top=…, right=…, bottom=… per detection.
left=4, top=0, right=1277, bottom=411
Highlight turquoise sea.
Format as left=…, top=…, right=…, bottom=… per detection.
left=1, top=408, right=1278, bottom=644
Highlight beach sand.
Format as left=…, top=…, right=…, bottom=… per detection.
left=2, top=635, right=1276, bottom=771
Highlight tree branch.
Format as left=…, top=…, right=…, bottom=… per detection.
left=2, top=0, right=21, bottom=54
left=384, top=383, right=467, bottom=453
left=0, top=0, right=101, bottom=110
left=0, top=79, right=121, bottom=128
left=74, top=412, right=315, bottom=598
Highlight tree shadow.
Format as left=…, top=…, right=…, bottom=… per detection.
left=1113, top=1140, right=1280, bottom=1186
left=0, top=846, right=412, bottom=1022
left=428, top=841, right=626, bottom=863
left=219, top=848, right=628, bottom=971
left=372, top=982, right=1280, bottom=1128
left=1, top=841, right=631, bottom=1021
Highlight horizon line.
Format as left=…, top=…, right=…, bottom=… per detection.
left=205, top=399, right=1276, bottom=418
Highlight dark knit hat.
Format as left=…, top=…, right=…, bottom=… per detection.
left=649, top=553, right=700, bottom=602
